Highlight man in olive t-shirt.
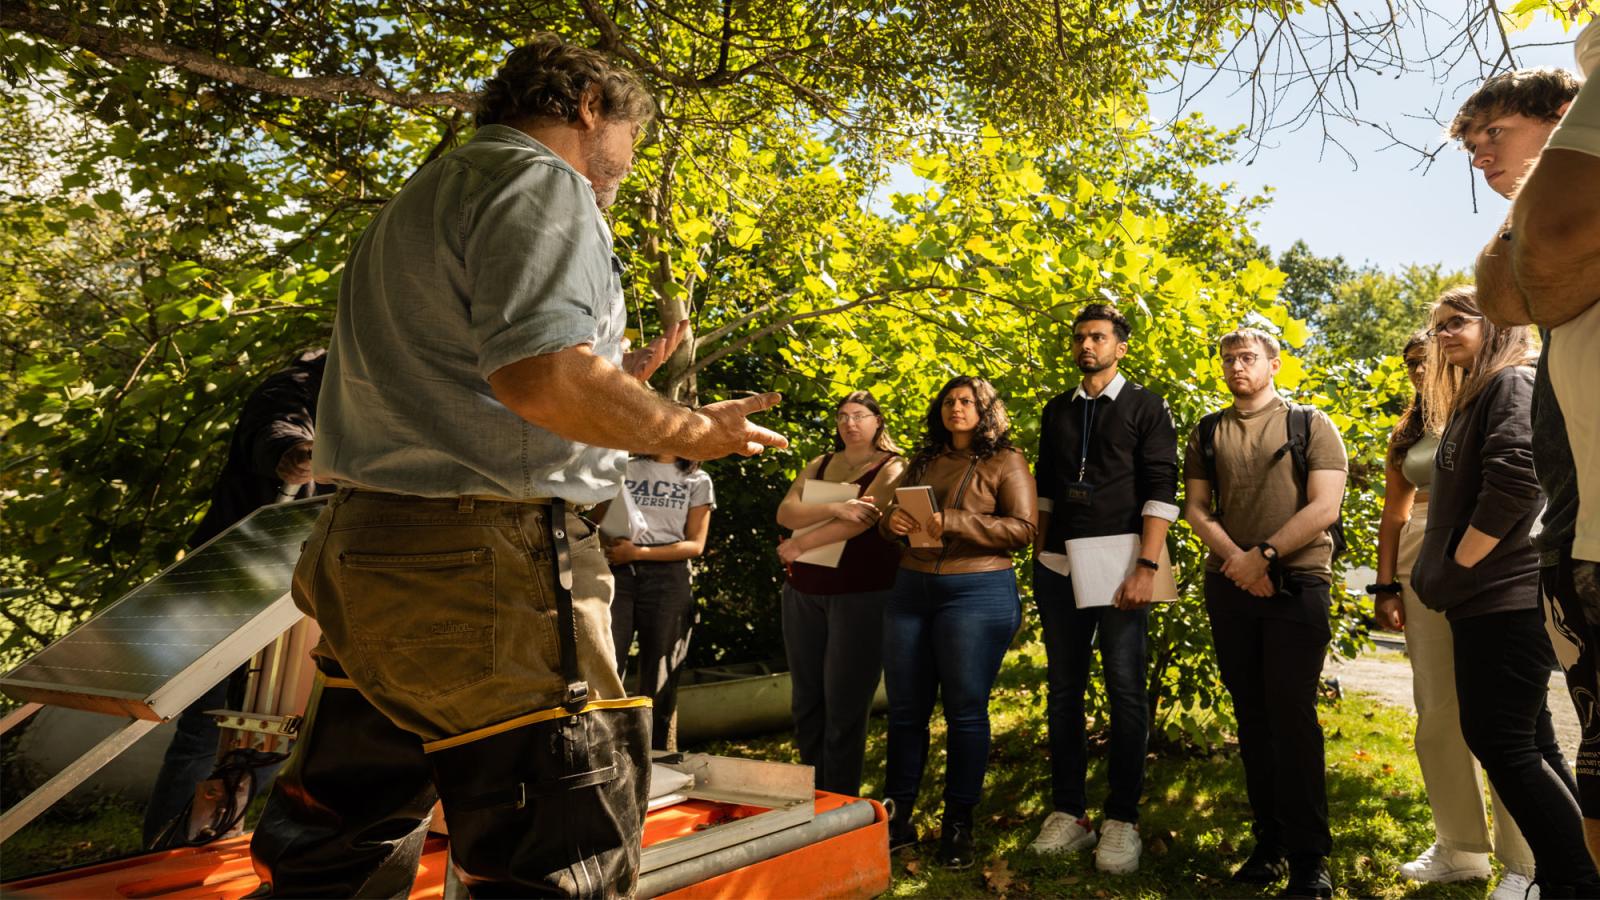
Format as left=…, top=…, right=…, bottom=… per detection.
left=1182, top=328, right=1348, bottom=899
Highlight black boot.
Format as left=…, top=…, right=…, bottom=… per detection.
left=1280, top=856, right=1332, bottom=899
left=938, top=805, right=976, bottom=870
left=885, top=797, right=918, bottom=852
left=1232, top=843, right=1289, bottom=885
left=249, top=663, right=437, bottom=899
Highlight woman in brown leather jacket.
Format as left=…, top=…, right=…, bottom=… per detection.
left=878, top=375, right=1038, bottom=869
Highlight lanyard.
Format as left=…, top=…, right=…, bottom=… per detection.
left=1077, top=396, right=1097, bottom=482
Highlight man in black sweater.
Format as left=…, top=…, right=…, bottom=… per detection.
left=1027, top=304, right=1178, bottom=876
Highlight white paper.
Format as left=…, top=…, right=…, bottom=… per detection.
left=1063, top=534, right=1179, bottom=609
left=792, top=478, right=864, bottom=567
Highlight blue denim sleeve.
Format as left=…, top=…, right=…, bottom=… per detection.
left=466, top=161, right=613, bottom=380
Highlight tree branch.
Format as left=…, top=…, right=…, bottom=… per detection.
left=1, top=4, right=477, bottom=111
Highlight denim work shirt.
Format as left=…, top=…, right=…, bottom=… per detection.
left=313, top=125, right=628, bottom=504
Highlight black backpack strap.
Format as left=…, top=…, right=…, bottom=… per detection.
left=1197, top=410, right=1225, bottom=514
left=1278, top=405, right=1314, bottom=499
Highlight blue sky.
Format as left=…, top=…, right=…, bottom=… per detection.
left=1149, top=12, right=1583, bottom=271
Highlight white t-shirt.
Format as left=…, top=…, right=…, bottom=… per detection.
left=624, top=459, right=715, bottom=545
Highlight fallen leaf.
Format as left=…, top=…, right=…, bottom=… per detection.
left=1149, top=838, right=1169, bottom=855
left=1063, top=875, right=1081, bottom=885
left=983, top=858, right=1014, bottom=897
left=904, top=859, right=922, bottom=876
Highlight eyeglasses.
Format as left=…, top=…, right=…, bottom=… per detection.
left=1427, top=314, right=1483, bottom=339
left=836, top=412, right=878, bottom=424
left=1220, top=352, right=1261, bottom=369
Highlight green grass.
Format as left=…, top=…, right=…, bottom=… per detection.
left=6, top=643, right=1501, bottom=898
left=697, top=641, right=1504, bottom=900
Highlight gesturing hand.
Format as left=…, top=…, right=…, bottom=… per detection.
left=623, top=320, right=690, bottom=383
left=688, top=393, right=789, bottom=459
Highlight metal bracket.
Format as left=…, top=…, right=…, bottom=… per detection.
left=205, top=709, right=303, bottom=737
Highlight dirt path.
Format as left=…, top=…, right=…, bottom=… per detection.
left=1327, top=645, right=1583, bottom=767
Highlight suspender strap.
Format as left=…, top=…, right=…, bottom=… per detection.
left=549, top=498, right=590, bottom=712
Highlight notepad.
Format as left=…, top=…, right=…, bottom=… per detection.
left=791, top=478, right=866, bottom=567
left=895, top=485, right=943, bottom=549
left=1063, top=534, right=1179, bottom=609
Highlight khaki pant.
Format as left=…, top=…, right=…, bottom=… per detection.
left=294, top=489, right=624, bottom=743
left=1549, top=300, right=1600, bottom=564
left=1399, top=502, right=1535, bottom=873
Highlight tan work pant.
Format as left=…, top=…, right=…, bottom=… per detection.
left=294, top=489, right=625, bottom=743
left=1399, top=501, right=1535, bottom=873
left=1549, top=300, right=1600, bottom=564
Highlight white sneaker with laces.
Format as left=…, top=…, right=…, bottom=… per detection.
left=1093, top=819, right=1142, bottom=874
left=1398, top=842, right=1492, bottom=883
left=1489, top=871, right=1539, bottom=900
left=1027, top=811, right=1097, bottom=854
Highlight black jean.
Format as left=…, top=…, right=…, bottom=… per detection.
left=1034, top=562, right=1150, bottom=823
left=1206, top=572, right=1332, bottom=860
left=781, top=583, right=889, bottom=797
left=1453, top=606, right=1600, bottom=894
left=610, top=559, right=695, bottom=751
left=1542, top=550, right=1600, bottom=820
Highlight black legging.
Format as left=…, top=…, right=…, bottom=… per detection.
left=1453, top=607, right=1600, bottom=895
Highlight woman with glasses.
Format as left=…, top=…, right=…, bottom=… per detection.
left=1375, top=321, right=1534, bottom=899
left=877, top=375, right=1036, bottom=868
left=776, top=391, right=905, bottom=797
left=1411, top=287, right=1600, bottom=897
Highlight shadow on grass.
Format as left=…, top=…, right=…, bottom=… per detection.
left=698, top=639, right=1502, bottom=900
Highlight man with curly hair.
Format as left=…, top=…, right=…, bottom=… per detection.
left=248, top=35, right=785, bottom=897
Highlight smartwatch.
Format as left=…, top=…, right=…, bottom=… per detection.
left=1255, top=542, right=1279, bottom=562
left=1365, top=582, right=1403, bottom=596
left=1136, top=557, right=1160, bottom=572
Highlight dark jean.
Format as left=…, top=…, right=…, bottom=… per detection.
left=1453, top=607, right=1600, bottom=895
left=782, top=583, right=889, bottom=797
left=1542, top=550, right=1600, bottom=820
left=1206, top=572, right=1332, bottom=860
left=1034, top=562, right=1149, bottom=823
left=141, top=667, right=283, bottom=847
left=610, top=559, right=695, bottom=751
left=883, top=567, right=1022, bottom=817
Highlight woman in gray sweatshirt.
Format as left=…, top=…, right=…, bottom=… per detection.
left=1411, top=287, right=1600, bottom=896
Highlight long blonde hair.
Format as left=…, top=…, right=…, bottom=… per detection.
left=1434, top=286, right=1536, bottom=414
left=1388, top=329, right=1457, bottom=466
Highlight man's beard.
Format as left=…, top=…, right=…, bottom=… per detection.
left=1076, top=356, right=1109, bottom=375
left=585, top=139, right=631, bottom=209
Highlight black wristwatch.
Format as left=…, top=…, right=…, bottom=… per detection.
left=1254, top=542, right=1279, bottom=562
left=1136, top=557, right=1160, bottom=572
left=1365, top=582, right=1403, bottom=596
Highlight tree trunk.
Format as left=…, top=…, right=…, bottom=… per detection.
left=639, top=141, right=695, bottom=405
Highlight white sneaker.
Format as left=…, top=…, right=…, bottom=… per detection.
left=1028, top=811, right=1097, bottom=854
left=1397, top=842, right=1492, bottom=883
left=1490, top=872, right=1539, bottom=900
left=1093, top=819, right=1142, bottom=874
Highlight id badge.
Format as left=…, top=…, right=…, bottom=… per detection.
left=1064, top=481, right=1095, bottom=506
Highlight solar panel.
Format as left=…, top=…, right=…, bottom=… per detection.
left=0, top=497, right=328, bottom=721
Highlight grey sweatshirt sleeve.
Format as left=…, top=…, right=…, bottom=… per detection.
left=1470, top=368, right=1542, bottom=540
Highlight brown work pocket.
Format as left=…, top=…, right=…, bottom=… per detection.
left=339, top=547, right=496, bottom=699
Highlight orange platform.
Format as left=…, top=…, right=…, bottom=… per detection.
left=2, top=793, right=889, bottom=899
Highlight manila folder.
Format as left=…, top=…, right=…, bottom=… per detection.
left=792, top=479, right=864, bottom=567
